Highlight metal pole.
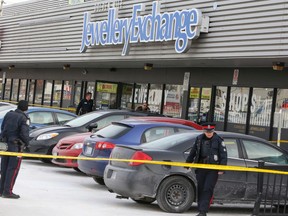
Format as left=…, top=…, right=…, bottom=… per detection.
left=252, top=160, right=265, bottom=216
left=277, top=109, right=283, bottom=147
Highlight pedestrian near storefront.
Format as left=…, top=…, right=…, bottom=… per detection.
left=0, top=100, right=30, bottom=199
left=76, top=92, right=94, bottom=115
left=135, top=102, right=150, bottom=112
left=185, top=123, right=227, bottom=216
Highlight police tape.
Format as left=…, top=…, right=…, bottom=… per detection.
left=1, top=151, right=288, bottom=175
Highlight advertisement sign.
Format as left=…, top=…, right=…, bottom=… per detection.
left=97, top=83, right=117, bottom=93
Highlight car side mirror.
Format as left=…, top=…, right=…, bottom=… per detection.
left=88, top=122, right=98, bottom=132
left=30, top=125, right=37, bottom=130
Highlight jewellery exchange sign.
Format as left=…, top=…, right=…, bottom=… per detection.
left=80, top=1, right=205, bottom=56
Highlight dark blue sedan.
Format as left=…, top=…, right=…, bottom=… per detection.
left=0, top=106, right=76, bottom=130
left=78, top=120, right=195, bottom=185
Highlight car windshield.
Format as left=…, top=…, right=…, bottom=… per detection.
left=64, top=112, right=104, bottom=127
left=141, top=132, right=195, bottom=150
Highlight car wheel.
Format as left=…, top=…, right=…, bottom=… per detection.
left=131, top=197, right=156, bottom=204
left=93, top=176, right=105, bottom=185
left=40, top=145, right=55, bottom=163
left=156, top=176, right=195, bottom=213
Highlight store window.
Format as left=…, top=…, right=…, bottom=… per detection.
left=44, top=80, right=53, bottom=106
left=96, top=82, right=117, bottom=110
left=274, top=89, right=288, bottom=128
left=121, top=84, right=133, bottom=109
left=249, top=88, right=273, bottom=127
left=53, top=80, right=63, bottom=107
left=188, top=87, right=211, bottom=124
left=163, top=84, right=183, bottom=118
left=86, top=82, right=95, bottom=96
left=35, top=80, right=44, bottom=105
left=28, top=79, right=36, bottom=104
left=4, top=79, right=12, bottom=100
left=148, top=84, right=163, bottom=113
left=62, top=80, right=73, bottom=108
left=214, top=87, right=227, bottom=130
left=227, top=87, right=249, bottom=134
left=11, top=79, right=20, bottom=101
left=74, top=81, right=83, bottom=107
left=133, top=83, right=148, bottom=109
left=19, top=79, right=27, bottom=101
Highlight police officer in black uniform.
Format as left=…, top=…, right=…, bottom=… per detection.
left=0, top=100, right=30, bottom=199
left=76, top=92, right=94, bottom=115
left=186, top=123, right=227, bottom=216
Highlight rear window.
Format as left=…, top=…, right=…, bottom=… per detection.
left=94, top=124, right=131, bottom=139
left=142, top=132, right=194, bottom=150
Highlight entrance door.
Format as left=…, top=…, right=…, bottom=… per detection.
left=95, top=82, right=118, bottom=110
left=120, top=83, right=133, bottom=110
left=188, top=87, right=212, bottom=124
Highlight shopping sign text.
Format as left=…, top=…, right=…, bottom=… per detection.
left=80, top=1, right=202, bottom=55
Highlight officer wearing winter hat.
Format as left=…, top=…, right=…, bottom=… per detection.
left=0, top=100, right=30, bottom=199
left=185, top=122, right=227, bottom=216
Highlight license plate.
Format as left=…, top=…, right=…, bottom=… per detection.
left=85, top=146, right=93, bottom=155
left=52, top=152, right=58, bottom=156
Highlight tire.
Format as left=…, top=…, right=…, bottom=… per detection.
left=131, top=197, right=156, bottom=204
left=156, top=176, right=195, bottom=213
left=40, top=145, right=55, bottom=163
left=93, top=176, right=105, bottom=185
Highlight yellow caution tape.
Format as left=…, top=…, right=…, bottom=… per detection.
left=1, top=151, right=288, bottom=175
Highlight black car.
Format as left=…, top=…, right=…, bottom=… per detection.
left=104, top=131, right=288, bottom=213
left=28, top=110, right=161, bottom=162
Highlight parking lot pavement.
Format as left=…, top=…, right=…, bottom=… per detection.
left=0, top=159, right=254, bottom=216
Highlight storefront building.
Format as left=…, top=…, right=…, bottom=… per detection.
left=0, top=0, right=288, bottom=144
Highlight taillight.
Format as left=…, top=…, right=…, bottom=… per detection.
left=129, top=151, right=152, bottom=166
left=95, top=142, right=115, bottom=150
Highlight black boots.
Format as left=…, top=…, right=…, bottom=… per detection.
left=2, top=193, right=20, bottom=199
left=196, top=212, right=207, bottom=216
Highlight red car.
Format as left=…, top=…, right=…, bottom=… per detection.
left=52, top=117, right=202, bottom=171
left=52, top=132, right=92, bottom=171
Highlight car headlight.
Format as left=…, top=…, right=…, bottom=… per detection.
left=36, top=133, right=59, bottom=140
left=71, top=143, right=84, bottom=150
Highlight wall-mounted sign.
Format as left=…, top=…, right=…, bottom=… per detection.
left=232, top=69, right=239, bottom=85
left=80, top=1, right=203, bottom=56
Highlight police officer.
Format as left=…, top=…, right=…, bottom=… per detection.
left=0, top=100, right=30, bottom=199
left=76, top=92, right=94, bottom=115
left=186, top=123, right=227, bottom=216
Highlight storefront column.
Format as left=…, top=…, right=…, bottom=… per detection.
left=181, top=72, right=191, bottom=119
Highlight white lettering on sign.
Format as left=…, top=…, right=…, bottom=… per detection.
left=80, top=1, right=203, bottom=55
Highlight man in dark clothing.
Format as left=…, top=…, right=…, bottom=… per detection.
left=76, top=92, right=94, bottom=115
left=0, top=100, right=30, bottom=199
left=186, top=123, right=227, bottom=216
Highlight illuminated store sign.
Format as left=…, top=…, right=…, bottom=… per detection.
left=80, top=1, right=203, bottom=56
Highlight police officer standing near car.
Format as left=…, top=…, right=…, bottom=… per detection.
left=0, top=100, right=30, bottom=199
left=76, top=92, right=94, bottom=115
left=185, top=123, right=227, bottom=216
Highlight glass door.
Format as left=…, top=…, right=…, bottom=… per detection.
left=188, top=87, right=212, bottom=124
left=120, top=83, right=133, bottom=110
left=95, top=82, right=118, bottom=110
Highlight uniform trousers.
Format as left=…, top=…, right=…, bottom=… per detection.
left=0, top=144, right=22, bottom=195
left=196, top=169, right=219, bottom=213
